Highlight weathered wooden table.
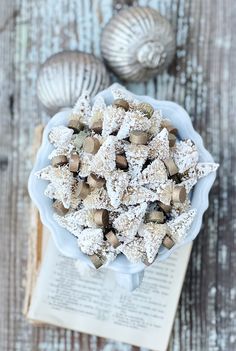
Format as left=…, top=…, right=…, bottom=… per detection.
left=0, top=0, right=235, bottom=350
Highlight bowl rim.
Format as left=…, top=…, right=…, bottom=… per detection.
left=28, top=83, right=217, bottom=274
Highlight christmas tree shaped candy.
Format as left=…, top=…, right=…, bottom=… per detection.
left=120, top=238, right=146, bottom=263
left=172, top=139, right=198, bottom=173
left=124, top=143, right=149, bottom=177
left=77, top=228, right=104, bottom=255
left=78, top=152, right=93, bottom=177
left=90, top=135, right=116, bottom=177
left=36, top=165, right=76, bottom=208
left=70, top=91, right=91, bottom=126
left=53, top=212, right=83, bottom=237
left=139, top=223, right=167, bottom=263
left=148, top=128, right=170, bottom=160
left=148, top=109, right=163, bottom=135
left=89, top=95, right=106, bottom=132
left=139, top=158, right=168, bottom=189
left=102, top=105, right=126, bottom=137
left=178, top=163, right=219, bottom=193
left=113, top=203, right=147, bottom=244
left=166, top=209, right=196, bottom=243
left=106, top=170, right=130, bottom=208
left=196, top=162, right=219, bottom=179
left=48, top=126, right=74, bottom=148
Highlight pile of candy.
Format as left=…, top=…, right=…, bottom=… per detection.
left=36, top=86, right=218, bottom=268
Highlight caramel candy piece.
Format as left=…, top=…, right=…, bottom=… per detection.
left=146, top=211, right=165, bottom=223
left=113, top=99, right=129, bottom=111
left=106, top=230, right=121, bottom=248
left=172, top=186, right=186, bottom=204
left=87, top=173, right=105, bottom=188
left=89, top=254, right=104, bottom=269
left=168, top=133, right=176, bottom=147
left=161, top=120, right=178, bottom=135
left=91, top=120, right=103, bottom=133
left=129, top=130, right=148, bottom=145
left=158, top=202, right=172, bottom=213
left=116, top=154, right=128, bottom=170
left=53, top=200, right=69, bottom=216
left=51, top=155, right=67, bottom=167
left=164, top=158, right=179, bottom=176
left=162, top=234, right=175, bottom=249
left=77, top=181, right=91, bottom=200
left=94, top=209, right=109, bottom=227
left=137, top=102, right=154, bottom=118
left=69, top=153, right=80, bottom=172
left=83, top=137, right=100, bottom=154
left=68, top=119, right=84, bottom=132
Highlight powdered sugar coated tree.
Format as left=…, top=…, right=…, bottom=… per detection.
left=113, top=203, right=147, bottom=244
left=148, top=128, right=170, bottom=160
left=167, top=209, right=196, bottom=242
left=139, top=223, right=167, bottom=263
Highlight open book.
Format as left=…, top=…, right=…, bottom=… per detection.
left=24, top=126, right=192, bottom=351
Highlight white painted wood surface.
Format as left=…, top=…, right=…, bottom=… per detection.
left=0, top=0, right=235, bottom=350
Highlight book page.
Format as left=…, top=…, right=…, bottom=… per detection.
left=28, top=232, right=192, bottom=351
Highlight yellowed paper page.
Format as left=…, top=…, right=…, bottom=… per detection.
left=28, top=233, right=192, bottom=351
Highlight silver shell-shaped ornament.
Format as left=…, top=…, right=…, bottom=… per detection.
left=101, top=7, right=175, bottom=82
left=37, top=51, right=110, bottom=113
